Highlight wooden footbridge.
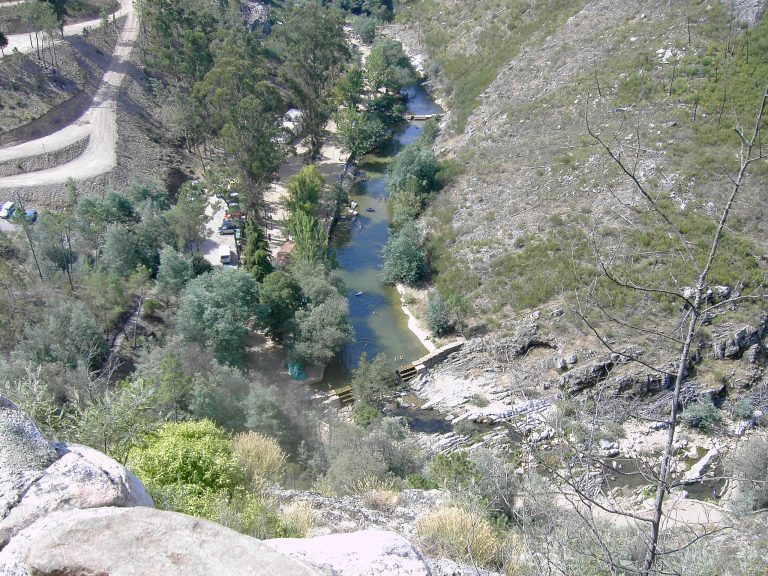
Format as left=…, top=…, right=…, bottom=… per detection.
left=406, top=113, right=441, bottom=121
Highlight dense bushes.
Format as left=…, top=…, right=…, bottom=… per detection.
left=382, top=222, right=426, bottom=285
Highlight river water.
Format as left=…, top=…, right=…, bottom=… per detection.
left=319, top=83, right=443, bottom=389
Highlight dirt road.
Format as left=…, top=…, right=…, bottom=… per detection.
left=0, top=0, right=132, bottom=57
left=0, top=0, right=137, bottom=188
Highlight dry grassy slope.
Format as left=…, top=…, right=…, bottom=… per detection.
left=398, top=0, right=768, bottom=370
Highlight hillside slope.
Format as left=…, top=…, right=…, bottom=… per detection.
left=396, top=0, right=768, bottom=369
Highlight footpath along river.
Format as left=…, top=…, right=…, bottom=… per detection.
left=319, top=83, right=443, bottom=389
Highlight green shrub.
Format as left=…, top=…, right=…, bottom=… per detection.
left=382, top=223, right=426, bottom=285
left=354, top=404, right=381, bottom=427
left=142, top=299, right=161, bottom=319
left=429, top=452, right=478, bottom=487
left=732, top=398, right=755, bottom=420
left=425, top=292, right=453, bottom=336
left=681, top=398, right=722, bottom=431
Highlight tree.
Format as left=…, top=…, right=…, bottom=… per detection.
left=0, top=31, right=8, bottom=56
left=350, top=352, right=397, bottom=409
left=193, top=52, right=283, bottom=202
left=128, top=265, right=152, bottom=348
left=387, top=144, right=438, bottom=197
left=240, top=221, right=273, bottom=282
left=335, top=108, right=388, bottom=163
left=425, top=291, right=453, bottom=336
left=287, top=210, right=328, bottom=265
left=175, top=269, right=266, bottom=365
left=285, top=165, right=324, bottom=217
left=290, top=287, right=353, bottom=367
left=558, top=86, right=768, bottom=576
left=382, top=222, right=426, bottom=285
left=188, top=362, right=249, bottom=431
left=334, top=67, right=365, bottom=110
left=156, top=246, right=193, bottom=301
left=101, top=225, right=139, bottom=278
left=260, top=271, right=302, bottom=342
left=365, top=37, right=415, bottom=93
left=275, top=1, right=350, bottom=158
left=166, top=181, right=208, bottom=252
left=19, top=300, right=106, bottom=369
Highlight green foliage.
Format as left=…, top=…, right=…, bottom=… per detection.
left=681, top=398, right=722, bottom=431
left=101, top=225, right=140, bottom=278
left=382, top=222, right=426, bottom=285
left=290, top=287, right=353, bottom=366
left=129, top=419, right=241, bottom=495
left=350, top=352, right=398, bottom=409
left=286, top=165, right=324, bottom=216
left=142, top=299, right=161, bottom=319
left=488, top=228, right=591, bottom=312
left=318, top=418, right=422, bottom=495
left=425, top=291, right=453, bottom=336
left=287, top=210, right=328, bottom=265
left=365, top=37, right=415, bottom=93
left=354, top=404, right=381, bottom=428
left=191, top=253, right=213, bottom=276
left=194, top=48, right=284, bottom=190
left=335, top=108, right=388, bottom=162
left=387, top=144, right=437, bottom=197
left=428, top=452, right=479, bottom=487
left=350, top=15, right=377, bottom=43
left=156, top=246, right=192, bottom=300
left=334, top=66, right=366, bottom=110
left=189, top=362, right=249, bottom=431
left=245, top=384, right=296, bottom=451
left=175, top=269, right=266, bottom=365
left=260, top=271, right=303, bottom=342
left=70, top=377, right=161, bottom=465
left=730, top=433, right=768, bottom=513
left=732, top=399, right=755, bottom=420
left=275, top=1, right=350, bottom=158
left=165, top=181, right=209, bottom=252
left=241, top=221, right=273, bottom=282
left=19, top=300, right=106, bottom=369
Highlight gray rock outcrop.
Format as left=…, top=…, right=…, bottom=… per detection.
left=0, top=397, right=152, bottom=549
left=0, top=507, right=321, bottom=576
left=266, top=530, right=431, bottom=576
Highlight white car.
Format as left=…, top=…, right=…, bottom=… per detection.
left=0, top=201, right=15, bottom=219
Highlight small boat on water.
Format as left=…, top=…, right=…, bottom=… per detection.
left=354, top=291, right=364, bottom=296
left=365, top=207, right=375, bottom=212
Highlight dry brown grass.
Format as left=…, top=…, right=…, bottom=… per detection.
left=416, top=505, right=502, bottom=568
left=232, top=431, right=287, bottom=492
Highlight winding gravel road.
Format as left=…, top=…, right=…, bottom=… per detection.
left=0, top=0, right=137, bottom=188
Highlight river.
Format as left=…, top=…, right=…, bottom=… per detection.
left=319, top=83, right=443, bottom=389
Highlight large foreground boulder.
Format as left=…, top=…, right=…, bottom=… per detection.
left=0, top=396, right=152, bottom=549
left=265, top=529, right=432, bottom=576
left=0, top=506, right=322, bottom=576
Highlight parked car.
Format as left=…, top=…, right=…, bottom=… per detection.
left=0, top=202, right=15, bottom=219
left=23, top=209, right=38, bottom=223
left=218, top=220, right=237, bottom=235
left=219, top=247, right=232, bottom=265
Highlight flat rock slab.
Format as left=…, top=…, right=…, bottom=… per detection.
left=1, top=507, right=321, bottom=576
left=266, top=529, right=432, bottom=576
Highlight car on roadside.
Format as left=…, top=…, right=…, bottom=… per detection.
left=218, top=220, right=237, bottom=235
left=0, top=202, right=15, bottom=219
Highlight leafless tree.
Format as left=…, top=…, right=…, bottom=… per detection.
left=551, top=84, right=768, bottom=575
